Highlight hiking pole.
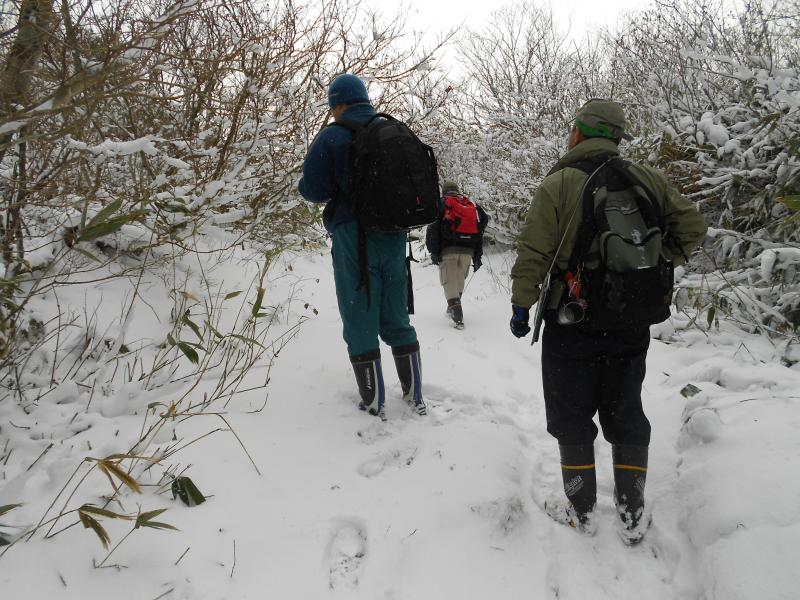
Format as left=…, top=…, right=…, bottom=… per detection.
left=530, top=159, right=610, bottom=345
left=530, top=270, right=551, bottom=344
left=463, top=269, right=476, bottom=293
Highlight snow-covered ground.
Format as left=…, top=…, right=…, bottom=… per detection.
left=1, top=242, right=799, bottom=599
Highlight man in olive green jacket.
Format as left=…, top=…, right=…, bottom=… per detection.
left=509, top=99, right=707, bottom=543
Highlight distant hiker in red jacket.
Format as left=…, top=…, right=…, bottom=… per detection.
left=425, top=181, right=489, bottom=329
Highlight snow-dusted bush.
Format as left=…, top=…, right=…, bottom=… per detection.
left=445, top=0, right=797, bottom=341
left=0, top=0, right=451, bottom=360
left=609, top=0, right=799, bottom=342
left=436, top=3, right=605, bottom=245
left=613, top=0, right=799, bottom=235
left=0, top=0, right=452, bottom=557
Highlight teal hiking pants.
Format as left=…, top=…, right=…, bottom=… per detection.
left=331, top=220, right=418, bottom=357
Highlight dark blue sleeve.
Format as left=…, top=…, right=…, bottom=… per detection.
left=472, top=204, right=489, bottom=262
left=298, top=127, right=348, bottom=203
left=425, top=200, right=444, bottom=255
left=425, top=222, right=440, bottom=255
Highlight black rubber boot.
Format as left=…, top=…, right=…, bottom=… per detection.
left=446, top=297, right=464, bottom=328
left=559, top=444, right=597, bottom=524
left=612, top=444, right=649, bottom=544
left=392, top=342, right=426, bottom=415
left=350, top=350, right=385, bottom=419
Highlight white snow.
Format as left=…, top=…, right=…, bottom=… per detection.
left=0, top=120, right=26, bottom=135
left=697, top=113, right=730, bottom=148
left=89, top=137, right=160, bottom=157
left=1, top=245, right=799, bottom=599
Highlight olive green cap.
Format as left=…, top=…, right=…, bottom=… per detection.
left=574, top=98, right=633, bottom=141
left=442, top=180, right=460, bottom=195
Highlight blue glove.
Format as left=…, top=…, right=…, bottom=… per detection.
left=510, top=305, right=531, bottom=338
left=431, top=254, right=441, bottom=265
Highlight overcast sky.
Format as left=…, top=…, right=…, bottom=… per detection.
left=403, top=0, right=644, bottom=40
left=364, top=0, right=647, bottom=73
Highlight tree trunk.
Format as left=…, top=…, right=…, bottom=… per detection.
left=1, top=1, right=52, bottom=269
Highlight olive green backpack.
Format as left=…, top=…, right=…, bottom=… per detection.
left=564, top=158, right=674, bottom=330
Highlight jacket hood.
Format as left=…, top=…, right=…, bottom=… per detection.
left=338, top=102, right=377, bottom=125
left=547, top=137, right=620, bottom=176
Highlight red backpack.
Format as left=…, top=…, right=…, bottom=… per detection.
left=442, top=195, right=480, bottom=242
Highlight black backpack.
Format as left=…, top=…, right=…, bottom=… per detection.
left=333, top=113, right=439, bottom=231
left=565, top=158, right=674, bottom=330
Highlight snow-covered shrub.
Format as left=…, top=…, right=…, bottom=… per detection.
left=675, top=228, right=800, bottom=344
left=0, top=0, right=449, bottom=358
left=439, top=2, right=610, bottom=245
left=586, top=0, right=800, bottom=342
left=0, top=0, right=452, bottom=558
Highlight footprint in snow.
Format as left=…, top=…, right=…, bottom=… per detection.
left=470, top=495, right=528, bottom=536
left=327, top=521, right=367, bottom=592
left=357, top=447, right=418, bottom=478
left=356, top=420, right=394, bottom=445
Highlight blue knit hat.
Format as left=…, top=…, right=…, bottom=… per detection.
left=328, top=74, right=370, bottom=108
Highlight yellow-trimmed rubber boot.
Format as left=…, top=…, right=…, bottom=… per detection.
left=612, top=444, right=650, bottom=545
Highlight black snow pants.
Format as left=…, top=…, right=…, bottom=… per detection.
left=541, top=313, right=652, bottom=446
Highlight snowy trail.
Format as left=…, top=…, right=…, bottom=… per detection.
left=3, top=246, right=799, bottom=599
left=199, top=247, right=701, bottom=599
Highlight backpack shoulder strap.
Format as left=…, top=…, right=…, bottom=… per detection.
left=567, top=159, right=604, bottom=176
left=328, top=119, right=361, bottom=133
left=567, top=158, right=666, bottom=271
left=613, top=160, right=665, bottom=230
left=566, top=159, right=612, bottom=271
left=327, top=114, right=382, bottom=134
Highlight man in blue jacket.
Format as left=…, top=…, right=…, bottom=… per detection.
left=298, top=74, right=425, bottom=419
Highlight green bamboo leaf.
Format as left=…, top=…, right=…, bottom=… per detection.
left=74, top=247, right=103, bottom=263
left=183, top=316, right=203, bottom=341
left=79, top=504, right=133, bottom=520
left=177, top=342, right=199, bottom=365
left=78, top=511, right=111, bottom=549
left=136, top=508, right=168, bottom=524
left=224, top=291, right=243, bottom=300
left=140, top=520, right=179, bottom=531
left=172, top=203, right=190, bottom=214
left=167, top=333, right=177, bottom=346
left=784, top=213, right=800, bottom=229
left=207, top=322, right=224, bottom=339
left=707, top=305, right=716, bottom=328
left=86, top=199, right=123, bottom=228
left=171, top=476, right=206, bottom=507
left=0, top=504, right=22, bottom=518
left=230, top=334, right=267, bottom=350
left=78, top=221, right=124, bottom=242
left=136, top=508, right=178, bottom=531
left=0, top=533, right=11, bottom=546
left=778, top=195, right=800, bottom=211
left=251, top=287, right=265, bottom=317
left=78, top=211, right=148, bottom=242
